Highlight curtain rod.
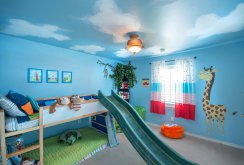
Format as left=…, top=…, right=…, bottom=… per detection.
left=149, top=56, right=197, bottom=64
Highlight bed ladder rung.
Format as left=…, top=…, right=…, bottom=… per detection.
left=6, top=144, right=40, bottom=159
left=5, top=126, right=40, bottom=138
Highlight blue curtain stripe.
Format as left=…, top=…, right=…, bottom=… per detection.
left=151, top=83, right=162, bottom=92
left=182, top=82, right=196, bottom=94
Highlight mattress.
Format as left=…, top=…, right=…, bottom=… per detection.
left=5, top=116, right=39, bottom=132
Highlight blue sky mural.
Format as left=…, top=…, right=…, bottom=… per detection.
left=0, top=0, right=244, bottom=60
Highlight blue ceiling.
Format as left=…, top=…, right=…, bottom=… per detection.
left=1, top=0, right=244, bottom=61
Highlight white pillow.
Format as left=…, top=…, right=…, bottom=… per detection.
left=0, top=96, right=26, bottom=117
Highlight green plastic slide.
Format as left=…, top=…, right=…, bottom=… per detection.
left=98, top=90, right=198, bottom=165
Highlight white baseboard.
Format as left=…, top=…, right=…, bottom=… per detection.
left=146, top=122, right=161, bottom=128
left=146, top=122, right=244, bottom=150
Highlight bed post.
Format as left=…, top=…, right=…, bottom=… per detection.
left=0, top=110, right=7, bottom=165
left=39, top=107, right=44, bottom=164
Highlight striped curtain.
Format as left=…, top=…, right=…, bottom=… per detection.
left=150, top=61, right=166, bottom=114
left=175, top=59, right=196, bottom=120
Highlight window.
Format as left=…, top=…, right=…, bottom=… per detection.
left=150, top=58, right=196, bottom=117
left=163, top=63, right=177, bottom=105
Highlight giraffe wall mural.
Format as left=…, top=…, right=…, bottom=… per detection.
left=198, top=66, right=227, bottom=134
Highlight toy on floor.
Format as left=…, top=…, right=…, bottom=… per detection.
left=161, top=122, right=184, bottom=139
left=20, top=157, right=40, bottom=165
left=59, top=130, right=82, bottom=145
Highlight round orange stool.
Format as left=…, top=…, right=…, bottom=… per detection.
left=161, top=123, right=184, bottom=139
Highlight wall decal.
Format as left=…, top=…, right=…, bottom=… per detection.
left=198, top=66, right=227, bottom=134
left=46, top=70, right=58, bottom=83
left=104, top=68, right=108, bottom=79
left=28, top=68, right=42, bottom=83
left=97, top=60, right=114, bottom=80
left=62, top=71, right=72, bottom=83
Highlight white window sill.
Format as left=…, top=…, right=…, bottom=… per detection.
left=166, top=103, right=175, bottom=109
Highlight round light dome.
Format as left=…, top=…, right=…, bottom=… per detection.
left=127, top=34, right=143, bottom=54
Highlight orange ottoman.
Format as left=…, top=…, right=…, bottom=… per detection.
left=161, top=123, right=184, bottom=139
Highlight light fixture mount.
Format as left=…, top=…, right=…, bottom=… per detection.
left=127, top=34, right=143, bottom=55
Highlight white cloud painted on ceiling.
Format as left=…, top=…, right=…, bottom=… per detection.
left=82, top=0, right=141, bottom=43
left=145, top=45, right=164, bottom=55
left=0, top=1, right=243, bottom=60
left=1, top=19, right=70, bottom=41
left=115, top=49, right=131, bottom=58
left=70, top=44, right=105, bottom=54
left=188, top=3, right=244, bottom=39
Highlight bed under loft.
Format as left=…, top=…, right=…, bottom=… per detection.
left=0, top=94, right=118, bottom=165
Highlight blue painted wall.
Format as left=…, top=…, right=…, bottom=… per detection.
left=0, top=34, right=119, bottom=97
left=130, top=41, right=244, bottom=146
left=0, top=34, right=120, bottom=144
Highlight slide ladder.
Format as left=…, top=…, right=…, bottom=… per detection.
left=98, top=90, right=198, bottom=165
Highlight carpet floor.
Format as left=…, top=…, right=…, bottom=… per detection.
left=81, top=124, right=244, bottom=165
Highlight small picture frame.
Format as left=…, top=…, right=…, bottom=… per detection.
left=142, top=78, right=150, bottom=87
left=62, top=71, right=72, bottom=83
left=46, top=70, right=58, bottom=83
left=28, top=68, right=43, bottom=83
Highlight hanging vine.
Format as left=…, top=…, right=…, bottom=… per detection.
left=97, top=60, right=137, bottom=89
left=124, top=61, right=137, bottom=88
left=110, top=63, right=125, bottom=88
left=110, top=61, right=137, bottom=88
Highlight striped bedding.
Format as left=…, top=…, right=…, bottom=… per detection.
left=5, top=116, right=39, bottom=132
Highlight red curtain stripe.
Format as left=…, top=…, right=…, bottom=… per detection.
left=150, top=101, right=165, bottom=114
left=175, top=103, right=195, bottom=120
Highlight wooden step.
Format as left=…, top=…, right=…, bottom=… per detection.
left=6, top=144, right=40, bottom=159
left=5, top=126, right=40, bottom=138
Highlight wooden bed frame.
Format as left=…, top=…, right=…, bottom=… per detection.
left=0, top=95, right=107, bottom=165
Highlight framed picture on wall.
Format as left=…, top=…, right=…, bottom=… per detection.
left=62, top=71, right=72, bottom=83
left=142, top=78, right=150, bottom=87
left=28, top=68, right=43, bottom=83
left=46, top=70, right=58, bottom=83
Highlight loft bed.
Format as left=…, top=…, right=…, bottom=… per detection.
left=0, top=94, right=111, bottom=165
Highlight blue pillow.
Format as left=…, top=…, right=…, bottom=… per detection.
left=44, top=100, right=57, bottom=106
left=83, top=96, right=92, bottom=100
left=7, top=90, right=28, bottom=107
left=92, top=95, right=98, bottom=99
left=16, top=116, right=30, bottom=123
left=37, top=100, right=46, bottom=107
left=27, top=96, right=40, bottom=112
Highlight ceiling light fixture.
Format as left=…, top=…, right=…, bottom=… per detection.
left=127, top=34, right=143, bottom=55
